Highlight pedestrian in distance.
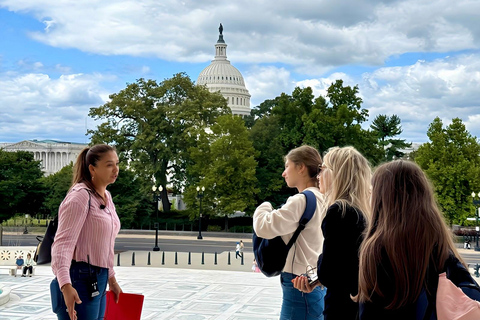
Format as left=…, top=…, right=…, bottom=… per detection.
left=14, top=255, right=24, bottom=277
left=235, top=242, right=241, bottom=259
left=51, top=144, right=122, bottom=320
left=254, top=145, right=327, bottom=320
left=252, top=259, right=260, bottom=272
left=22, top=253, right=35, bottom=277
left=293, top=146, right=372, bottom=320
left=356, top=160, right=480, bottom=319
left=239, top=240, right=245, bottom=258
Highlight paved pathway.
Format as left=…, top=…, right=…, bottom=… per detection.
left=0, top=258, right=281, bottom=320
left=1, top=245, right=479, bottom=319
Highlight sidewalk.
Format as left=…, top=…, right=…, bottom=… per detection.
left=0, top=264, right=281, bottom=320
left=1, top=243, right=479, bottom=319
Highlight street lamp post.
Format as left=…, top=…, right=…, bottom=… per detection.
left=152, top=185, right=163, bottom=251
left=196, top=186, right=205, bottom=240
left=23, top=214, right=29, bottom=234
left=471, top=192, right=480, bottom=251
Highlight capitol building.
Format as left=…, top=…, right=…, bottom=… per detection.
left=197, top=24, right=251, bottom=116
left=0, top=140, right=87, bottom=176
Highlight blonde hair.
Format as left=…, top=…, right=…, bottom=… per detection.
left=357, top=160, right=464, bottom=309
left=323, top=146, right=371, bottom=219
left=285, top=145, right=322, bottom=187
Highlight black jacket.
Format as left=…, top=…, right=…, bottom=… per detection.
left=317, top=203, right=366, bottom=320
left=359, top=252, right=480, bottom=320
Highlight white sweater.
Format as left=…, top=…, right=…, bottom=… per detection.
left=253, top=187, right=325, bottom=276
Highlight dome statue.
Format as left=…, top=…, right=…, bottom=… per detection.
left=197, top=24, right=251, bottom=116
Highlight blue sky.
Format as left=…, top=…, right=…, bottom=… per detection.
left=1, top=0, right=479, bottom=144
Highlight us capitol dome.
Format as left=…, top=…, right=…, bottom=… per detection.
left=197, top=24, right=251, bottom=116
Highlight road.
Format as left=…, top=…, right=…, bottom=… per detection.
left=3, top=233, right=480, bottom=266
left=2, top=233, right=250, bottom=254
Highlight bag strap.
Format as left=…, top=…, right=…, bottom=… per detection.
left=52, top=188, right=92, bottom=225
left=285, top=190, right=317, bottom=250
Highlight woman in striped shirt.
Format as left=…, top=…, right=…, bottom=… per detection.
left=51, top=144, right=122, bottom=320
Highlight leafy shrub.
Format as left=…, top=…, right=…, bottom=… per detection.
left=207, top=225, right=222, bottom=231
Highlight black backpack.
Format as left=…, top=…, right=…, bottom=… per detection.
left=253, top=190, right=317, bottom=277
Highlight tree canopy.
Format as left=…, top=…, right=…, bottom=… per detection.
left=0, top=150, right=45, bottom=223
left=88, top=73, right=230, bottom=212
left=370, top=114, right=411, bottom=161
left=249, top=80, right=384, bottom=206
left=415, top=117, right=480, bottom=225
left=184, top=114, right=259, bottom=217
left=41, top=163, right=73, bottom=217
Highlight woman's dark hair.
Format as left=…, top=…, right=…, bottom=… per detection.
left=71, top=144, right=115, bottom=191
left=357, top=160, right=463, bottom=309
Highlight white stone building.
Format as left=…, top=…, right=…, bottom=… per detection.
left=0, top=139, right=87, bottom=175
left=197, top=24, right=251, bottom=116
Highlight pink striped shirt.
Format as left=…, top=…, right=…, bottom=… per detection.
left=51, top=183, right=121, bottom=289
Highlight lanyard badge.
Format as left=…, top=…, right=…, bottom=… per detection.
left=87, top=255, right=100, bottom=299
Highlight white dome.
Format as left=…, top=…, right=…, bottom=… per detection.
left=197, top=61, right=246, bottom=87
left=197, top=25, right=251, bottom=116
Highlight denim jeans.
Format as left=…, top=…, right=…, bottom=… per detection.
left=280, top=272, right=327, bottom=320
left=51, top=261, right=108, bottom=320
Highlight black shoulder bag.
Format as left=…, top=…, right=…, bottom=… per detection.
left=34, top=190, right=91, bottom=265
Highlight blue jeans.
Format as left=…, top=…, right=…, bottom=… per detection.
left=280, top=272, right=327, bottom=320
left=51, top=261, right=108, bottom=320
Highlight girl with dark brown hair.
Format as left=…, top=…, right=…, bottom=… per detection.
left=51, top=144, right=122, bottom=320
left=357, top=160, right=477, bottom=319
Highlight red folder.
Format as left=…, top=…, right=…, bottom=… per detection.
left=104, top=290, right=144, bottom=320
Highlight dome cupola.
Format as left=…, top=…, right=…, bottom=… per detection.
left=197, top=24, right=251, bottom=116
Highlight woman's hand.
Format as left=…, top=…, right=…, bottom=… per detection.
left=109, top=277, right=123, bottom=303
left=292, top=275, right=317, bottom=293
left=62, top=284, right=82, bottom=320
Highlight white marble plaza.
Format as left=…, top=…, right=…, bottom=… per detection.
left=0, top=264, right=282, bottom=319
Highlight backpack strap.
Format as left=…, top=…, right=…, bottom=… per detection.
left=285, top=190, right=317, bottom=250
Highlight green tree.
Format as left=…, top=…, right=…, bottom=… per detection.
left=249, top=114, right=290, bottom=207
left=107, top=166, right=152, bottom=228
left=370, top=114, right=411, bottom=161
left=88, top=73, right=230, bottom=212
left=0, top=150, right=45, bottom=223
left=249, top=80, right=383, bottom=207
left=415, top=117, right=480, bottom=225
left=310, top=80, right=382, bottom=163
left=184, top=115, right=258, bottom=218
left=41, top=163, right=73, bottom=216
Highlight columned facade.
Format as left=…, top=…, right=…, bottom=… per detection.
left=0, top=140, right=87, bottom=175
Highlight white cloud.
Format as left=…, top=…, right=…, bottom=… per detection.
left=0, top=71, right=110, bottom=142
left=244, top=66, right=292, bottom=106
left=1, top=0, right=480, bottom=144
left=280, top=54, right=480, bottom=143
left=1, top=0, right=479, bottom=71
left=296, top=73, right=355, bottom=98
left=361, top=54, right=480, bottom=142
left=141, top=66, right=151, bottom=74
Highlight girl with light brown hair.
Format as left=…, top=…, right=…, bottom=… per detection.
left=357, top=160, right=477, bottom=319
left=254, top=145, right=327, bottom=319
left=294, top=146, right=371, bottom=319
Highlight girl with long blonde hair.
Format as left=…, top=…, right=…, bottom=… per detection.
left=294, top=146, right=371, bottom=319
